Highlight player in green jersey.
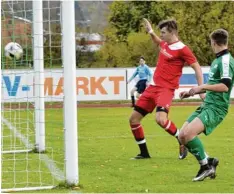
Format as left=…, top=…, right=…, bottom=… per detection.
left=179, top=29, right=234, bottom=181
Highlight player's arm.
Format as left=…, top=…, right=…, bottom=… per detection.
left=182, top=47, right=204, bottom=86
left=189, top=60, right=233, bottom=96
left=181, top=71, right=232, bottom=99
left=182, top=46, right=205, bottom=100
left=143, top=18, right=162, bottom=45
left=127, top=68, right=138, bottom=84
left=187, top=82, right=229, bottom=97
left=190, top=62, right=203, bottom=87
left=200, top=83, right=229, bottom=92
left=179, top=83, right=225, bottom=99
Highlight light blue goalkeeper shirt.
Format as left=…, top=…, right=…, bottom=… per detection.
left=128, top=64, right=152, bottom=83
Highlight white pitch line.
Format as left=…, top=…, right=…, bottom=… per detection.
left=2, top=117, right=65, bottom=181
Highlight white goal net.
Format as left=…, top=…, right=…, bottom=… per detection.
left=1, top=0, right=78, bottom=192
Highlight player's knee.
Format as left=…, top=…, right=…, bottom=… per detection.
left=129, top=115, right=139, bottom=125
left=155, top=116, right=167, bottom=127
left=178, top=127, right=190, bottom=144
left=178, top=130, right=185, bottom=143
left=135, top=92, right=140, bottom=99
left=130, top=90, right=135, bottom=96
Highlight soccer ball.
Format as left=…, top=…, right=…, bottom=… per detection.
left=4, top=42, right=23, bottom=60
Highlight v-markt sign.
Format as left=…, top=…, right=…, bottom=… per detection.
left=1, top=69, right=127, bottom=102
left=2, top=67, right=234, bottom=102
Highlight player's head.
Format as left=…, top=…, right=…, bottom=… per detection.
left=210, top=29, right=228, bottom=52
left=158, top=19, right=178, bottom=42
left=139, top=56, right=145, bottom=65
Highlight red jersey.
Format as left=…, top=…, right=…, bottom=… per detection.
left=153, top=41, right=197, bottom=89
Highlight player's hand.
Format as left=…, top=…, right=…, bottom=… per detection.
left=179, top=91, right=191, bottom=99
left=199, top=93, right=206, bottom=101
left=143, top=18, right=153, bottom=33
left=189, top=86, right=203, bottom=96
left=146, top=81, right=150, bottom=87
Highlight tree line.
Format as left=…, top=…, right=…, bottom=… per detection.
left=2, top=1, right=234, bottom=69
left=91, top=1, right=234, bottom=68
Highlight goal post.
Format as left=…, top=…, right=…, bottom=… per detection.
left=33, top=0, right=45, bottom=153
left=0, top=93, right=1, bottom=192
left=1, top=0, right=78, bottom=192
left=62, top=0, right=79, bottom=185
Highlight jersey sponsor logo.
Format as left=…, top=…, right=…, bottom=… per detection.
left=160, top=48, right=173, bottom=58
left=222, top=54, right=230, bottom=77
left=208, top=71, right=214, bottom=80
left=213, top=64, right=218, bottom=69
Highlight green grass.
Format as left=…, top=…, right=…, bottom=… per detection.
left=2, top=108, right=63, bottom=189
left=1, top=105, right=234, bottom=193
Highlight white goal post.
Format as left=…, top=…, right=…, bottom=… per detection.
left=1, top=0, right=78, bottom=192
left=62, top=0, right=79, bottom=185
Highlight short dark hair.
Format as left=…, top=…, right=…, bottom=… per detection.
left=158, top=19, right=177, bottom=32
left=210, top=29, right=228, bottom=46
left=140, top=56, right=145, bottom=60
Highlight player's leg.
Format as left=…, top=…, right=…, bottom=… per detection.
left=155, top=109, right=187, bottom=159
left=129, top=110, right=150, bottom=159
left=130, top=86, right=137, bottom=107
left=179, top=107, right=223, bottom=181
left=154, top=88, right=187, bottom=159
left=179, top=117, right=214, bottom=181
left=178, top=121, right=189, bottom=159
left=138, top=80, right=147, bottom=93
left=135, top=80, right=147, bottom=101
left=129, top=86, right=156, bottom=159
left=155, top=88, right=178, bottom=136
left=135, top=92, right=141, bottom=100
left=155, top=110, right=179, bottom=137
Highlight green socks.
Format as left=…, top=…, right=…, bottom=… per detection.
left=186, top=136, right=206, bottom=161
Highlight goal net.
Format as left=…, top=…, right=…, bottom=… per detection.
left=1, top=0, right=78, bottom=192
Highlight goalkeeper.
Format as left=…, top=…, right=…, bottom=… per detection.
left=127, top=56, right=152, bottom=107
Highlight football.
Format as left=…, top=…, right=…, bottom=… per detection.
left=4, top=42, right=23, bottom=60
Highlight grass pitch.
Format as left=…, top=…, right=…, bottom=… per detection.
left=1, top=105, right=234, bottom=193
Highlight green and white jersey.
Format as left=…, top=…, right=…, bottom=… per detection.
left=204, top=51, right=234, bottom=111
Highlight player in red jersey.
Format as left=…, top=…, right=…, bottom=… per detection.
left=129, top=18, right=205, bottom=159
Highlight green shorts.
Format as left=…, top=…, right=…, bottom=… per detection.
left=187, top=104, right=227, bottom=135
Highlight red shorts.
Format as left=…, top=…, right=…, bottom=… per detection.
left=136, top=85, right=175, bottom=113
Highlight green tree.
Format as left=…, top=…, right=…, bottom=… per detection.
left=106, top=1, right=234, bottom=66
left=95, top=41, right=130, bottom=67
left=108, top=1, right=175, bottom=41
left=127, top=31, right=158, bottom=67
left=108, top=2, right=135, bottom=41
left=173, top=1, right=234, bottom=65
left=44, top=24, right=62, bottom=68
